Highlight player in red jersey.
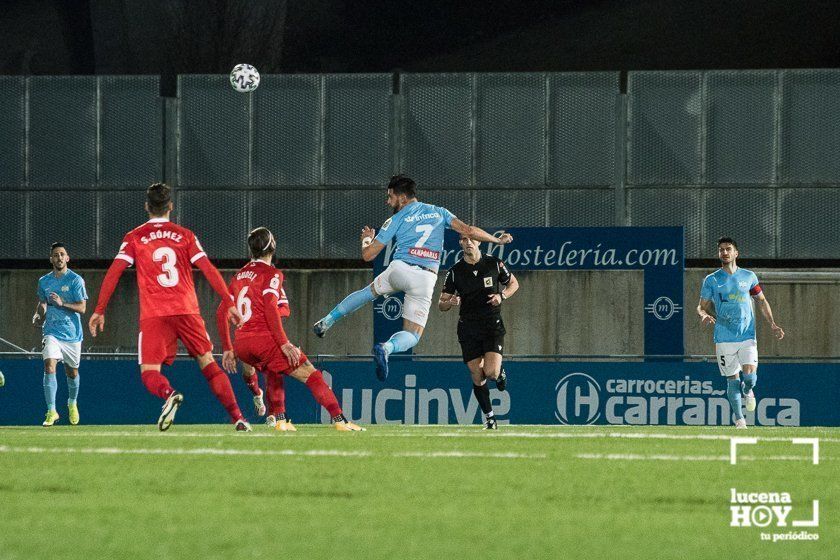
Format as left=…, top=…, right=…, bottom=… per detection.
left=238, top=291, right=295, bottom=430
left=88, top=183, right=250, bottom=431
left=217, top=227, right=364, bottom=432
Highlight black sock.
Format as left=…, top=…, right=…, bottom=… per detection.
left=473, top=383, right=493, bottom=415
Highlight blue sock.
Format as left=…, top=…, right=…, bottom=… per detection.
left=742, top=372, right=757, bottom=395
left=43, top=373, right=57, bottom=412
left=67, top=375, right=80, bottom=404
left=324, top=286, right=376, bottom=327
left=382, top=331, right=421, bottom=355
left=727, top=378, right=744, bottom=420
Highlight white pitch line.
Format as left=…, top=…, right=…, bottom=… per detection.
left=0, top=445, right=371, bottom=458
left=394, top=451, right=546, bottom=459
left=576, top=453, right=821, bottom=462
left=0, top=445, right=544, bottom=460
left=3, top=429, right=839, bottom=443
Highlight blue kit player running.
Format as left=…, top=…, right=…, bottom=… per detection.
left=32, top=242, right=88, bottom=426
left=697, top=237, right=785, bottom=429
left=314, top=175, right=513, bottom=380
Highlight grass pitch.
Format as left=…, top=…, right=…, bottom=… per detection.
left=0, top=424, right=836, bottom=560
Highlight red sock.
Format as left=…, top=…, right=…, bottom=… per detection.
left=265, top=372, right=286, bottom=416
left=305, top=370, right=342, bottom=417
left=242, top=372, right=261, bottom=396
left=201, top=362, right=244, bottom=422
left=140, top=369, right=174, bottom=400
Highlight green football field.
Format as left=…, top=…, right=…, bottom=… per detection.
left=0, top=424, right=835, bottom=560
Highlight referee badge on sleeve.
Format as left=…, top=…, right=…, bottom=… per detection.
left=483, top=277, right=493, bottom=287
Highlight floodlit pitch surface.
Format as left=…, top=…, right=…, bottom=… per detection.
left=0, top=425, right=836, bottom=559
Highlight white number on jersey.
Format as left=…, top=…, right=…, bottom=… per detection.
left=415, top=224, right=433, bottom=247
left=237, top=286, right=253, bottom=324
left=152, top=247, right=179, bottom=287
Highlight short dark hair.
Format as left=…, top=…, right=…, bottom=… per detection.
left=718, top=236, right=738, bottom=250
left=388, top=175, right=417, bottom=198
left=146, top=182, right=172, bottom=215
left=50, top=242, right=66, bottom=253
left=248, top=227, right=276, bottom=259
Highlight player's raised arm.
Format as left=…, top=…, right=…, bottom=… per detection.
left=450, top=218, right=513, bottom=245
left=361, top=225, right=385, bottom=262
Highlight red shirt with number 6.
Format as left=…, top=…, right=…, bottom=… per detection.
left=226, top=260, right=288, bottom=338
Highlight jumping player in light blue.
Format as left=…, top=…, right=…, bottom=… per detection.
left=33, top=242, right=88, bottom=426
left=314, top=175, right=513, bottom=380
left=697, top=237, right=784, bottom=429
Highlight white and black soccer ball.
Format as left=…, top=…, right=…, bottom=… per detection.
left=229, top=64, right=260, bottom=93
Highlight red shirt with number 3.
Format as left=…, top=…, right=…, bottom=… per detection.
left=115, top=218, right=207, bottom=320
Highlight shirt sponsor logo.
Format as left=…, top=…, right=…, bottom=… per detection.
left=408, top=247, right=440, bottom=260
left=404, top=212, right=441, bottom=223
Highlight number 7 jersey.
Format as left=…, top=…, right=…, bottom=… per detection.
left=374, top=201, right=456, bottom=273
left=115, top=218, right=208, bottom=320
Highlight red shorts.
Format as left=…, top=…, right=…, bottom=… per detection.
left=234, top=334, right=308, bottom=375
left=138, top=314, right=213, bottom=366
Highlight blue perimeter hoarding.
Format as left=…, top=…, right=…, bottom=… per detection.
left=1, top=358, right=837, bottom=427
left=373, top=227, right=685, bottom=357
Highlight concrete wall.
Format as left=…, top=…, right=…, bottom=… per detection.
left=1, top=268, right=835, bottom=358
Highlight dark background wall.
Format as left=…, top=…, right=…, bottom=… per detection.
left=2, top=0, right=839, bottom=77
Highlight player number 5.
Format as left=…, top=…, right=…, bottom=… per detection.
left=152, top=247, right=179, bottom=287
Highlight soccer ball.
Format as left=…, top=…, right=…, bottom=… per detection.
left=229, top=64, right=260, bottom=93
left=0, top=370, right=4, bottom=387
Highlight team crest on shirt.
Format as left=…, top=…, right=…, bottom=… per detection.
left=738, top=281, right=749, bottom=290
left=483, top=277, right=493, bottom=287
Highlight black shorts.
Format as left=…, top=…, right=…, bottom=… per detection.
left=457, top=316, right=506, bottom=363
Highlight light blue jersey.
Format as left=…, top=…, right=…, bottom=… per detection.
left=37, top=269, right=87, bottom=343
left=700, top=267, right=761, bottom=343
left=375, top=201, right=456, bottom=273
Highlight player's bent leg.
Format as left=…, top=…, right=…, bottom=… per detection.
left=196, top=352, right=248, bottom=427
left=140, top=364, right=176, bottom=399
left=374, top=319, right=423, bottom=381
left=482, top=352, right=503, bottom=380
left=288, top=362, right=364, bottom=431
left=314, top=284, right=378, bottom=337
left=741, top=364, right=757, bottom=413
left=241, top=370, right=266, bottom=416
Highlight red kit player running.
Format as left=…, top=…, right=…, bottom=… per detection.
left=217, top=227, right=363, bottom=432
left=88, top=183, right=250, bottom=431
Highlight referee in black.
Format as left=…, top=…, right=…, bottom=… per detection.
left=438, top=234, right=519, bottom=429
